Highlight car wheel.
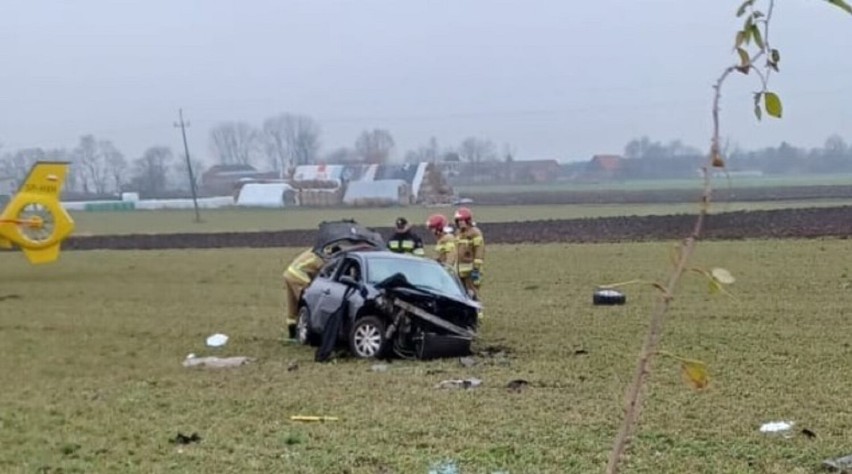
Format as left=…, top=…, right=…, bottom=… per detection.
left=348, top=316, right=386, bottom=359
left=593, top=288, right=626, bottom=306
left=296, top=306, right=318, bottom=346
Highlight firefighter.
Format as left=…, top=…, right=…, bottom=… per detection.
left=453, top=207, right=485, bottom=300
left=387, top=217, right=425, bottom=256
left=282, top=247, right=327, bottom=339
left=425, top=213, right=457, bottom=272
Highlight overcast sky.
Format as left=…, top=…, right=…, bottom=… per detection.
left=1, top=0, right=850, bottom=166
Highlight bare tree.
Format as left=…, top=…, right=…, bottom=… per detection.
left=323, top=147, right=359, bottom=164
left=458, top=137, right=497, bottom=163
left=209, top=121, right=260, bottom=166
left=404, top=136, right=442, bottom=164
left=355, top=129, right=395, bottom=164
left=73, top=135, right=111, bottom=194
left=172, top=155, right=206, bottom=193
left=99, top=140, right=128, bottom=193
left=262, top=113, right=321, bottom=175
left=0, top=147, right=45, bottom=184
left=130, top=146, right=173, bottom=197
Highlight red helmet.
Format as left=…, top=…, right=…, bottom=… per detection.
left=454, top=207, right=473, bottom=223
left=426, top=213, right=448, bottom=232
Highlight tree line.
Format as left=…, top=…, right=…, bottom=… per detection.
left=0, top=111, right=514, bottom=198
left=618, top=134, right=852, bottom=179
left=208, top=113, right=513, bottom=172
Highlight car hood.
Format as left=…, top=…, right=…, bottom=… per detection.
left=374, top=272, right=481, bottom=310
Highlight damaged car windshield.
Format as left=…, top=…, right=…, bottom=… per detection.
left=366, top=257, right=465, bottom=299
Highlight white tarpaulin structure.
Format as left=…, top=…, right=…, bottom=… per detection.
left=236, top=183, right=295, bottom=208
left=343, top=179, right=410, bottom=206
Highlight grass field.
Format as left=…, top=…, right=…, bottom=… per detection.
left=2, top=239, right=851, bottom=472
left=67, top=199, right=852, bottom=235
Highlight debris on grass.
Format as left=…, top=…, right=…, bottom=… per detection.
left=287, top=360, right=299, bottom=372
left=182, top=355, right=253, bottom=369
left=0, top=294, right=21, bottom=302
left=823, top=453, right=852, bottom=472
left=435, top=378, right=482, bottom=390
left=60, top=443, right=81, bottom=456
left=371, top=363, right=389, bottom=372
left=507, top=379, right=530, bottom=392
left=802, top=428, right=817, bottom=438
left=459, top=356, right=476, bottom=367
left=290, top=415, right=339, bottom=422
left=428, top=459, right=459, bottom=474
left=205, top=333, right=229, bottom=347
left=759, top=421, right=794, bottom=437
left=169, top=432, right=201, bottom=445
left=574, top=348, right=589, bottom=356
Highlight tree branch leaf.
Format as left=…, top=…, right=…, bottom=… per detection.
left=764, top=92, right=783, bottom=118
left=825, top=0, right=852, bottom=14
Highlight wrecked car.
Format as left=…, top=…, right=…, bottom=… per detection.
left=296, top=249, right=481, bottom=360
left=312, top=219, right=385, bottom=256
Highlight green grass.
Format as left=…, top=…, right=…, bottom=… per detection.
left=455, top=173, right=852, bottom=194
left=2, top=239, right=852, bottom=472
left=68, top=199, right=852, bottom=235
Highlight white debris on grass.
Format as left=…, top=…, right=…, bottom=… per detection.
left=182, top=356, right=254, bottom=369
left=759, top=421, right=794, bottom=434
left=206, top=333, right=229, bottom=347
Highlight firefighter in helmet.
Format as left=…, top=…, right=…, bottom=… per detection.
left=387, top=217, right=425, bottom=256
left=426, top=213, right=457, bottom=272
left=282, top=247, right=328, bottom=339
left=453, top=207, right=484, bottom=300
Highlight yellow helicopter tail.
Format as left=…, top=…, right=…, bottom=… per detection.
left=0, top=161, right=75, bottom=264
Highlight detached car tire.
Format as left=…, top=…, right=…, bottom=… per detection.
left=296, top=306, right=319, bottom=346
left=348, top=315, right=387, bottom=359
left=593, top=288, right=626, bottom=306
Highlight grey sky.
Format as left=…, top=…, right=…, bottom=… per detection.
left=1, top=0, right=849, bottom=166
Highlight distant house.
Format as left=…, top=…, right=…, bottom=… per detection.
left=510, top=159, right=562, bottom=183
left=200, top=164, right=280, bottom=196
left=583, top=154, right=624, bottom=180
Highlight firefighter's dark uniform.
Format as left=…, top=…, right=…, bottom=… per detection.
left=387, top=219, right=425, bottom=256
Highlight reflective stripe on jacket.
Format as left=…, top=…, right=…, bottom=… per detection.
left=387, top=230, right=425, bottom=256
left=435, top=233, right=457, bottom=267
left=455, top=226, right=484, bottom=274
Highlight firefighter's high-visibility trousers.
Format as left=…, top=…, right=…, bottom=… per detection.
left=283, top=267, right=312, bottom=326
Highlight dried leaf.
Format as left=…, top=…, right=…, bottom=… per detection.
left=736, top=47, right=750, bottom=69
left=735, top=30, right=747, bottom=48
left=736, top=0, right=755, bottom=17
left=711, top=268, right=736, bottom=284
left=681, top=359, right=710, bottom=389
left=770, top=48, right=780, bottom=64
left=712, top=154, right=725, bottom=168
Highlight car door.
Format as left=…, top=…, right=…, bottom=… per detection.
left=303, top=257, right=342, bottom=331
left=313, top=257, right=361, bottom=329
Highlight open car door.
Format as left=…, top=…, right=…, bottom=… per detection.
left=313, top=219, right=384, bottom=256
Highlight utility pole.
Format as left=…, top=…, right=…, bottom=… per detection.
left=174, top=108, right=201, bottom=223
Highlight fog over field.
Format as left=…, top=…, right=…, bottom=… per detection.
left=2, top=0, right=850, bottom=164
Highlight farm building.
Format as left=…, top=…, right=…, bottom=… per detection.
left=582, top=154, right=624, bottom=180
left=200, top=164, right=280, bottom=196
